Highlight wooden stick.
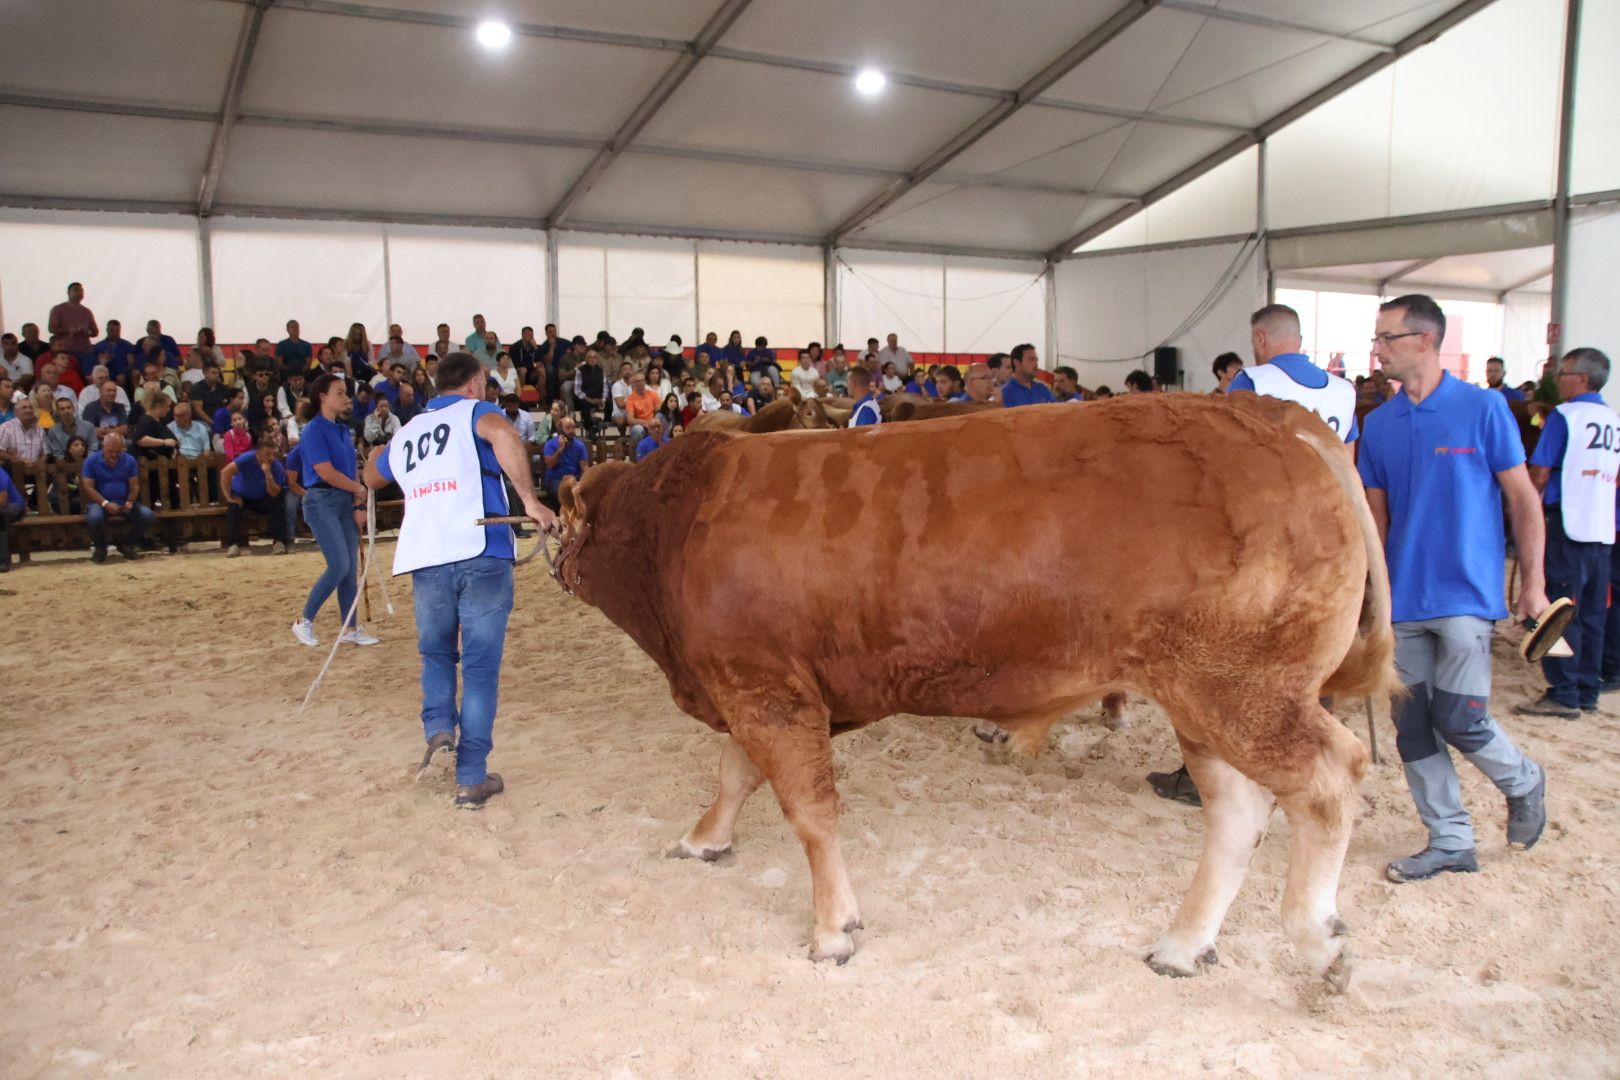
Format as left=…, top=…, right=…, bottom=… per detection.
left=1364, top=696, right=1382, bottom=765
left=360, top=536, right=372, bottom=622
left=476, top=516, right=533, bottom=526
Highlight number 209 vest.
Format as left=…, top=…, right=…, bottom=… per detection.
left=1554, top=399, right=1620, bottom=543
left=1244, top=362, right=1356, bottom=443
left=387, top=398, right=508, bottom=575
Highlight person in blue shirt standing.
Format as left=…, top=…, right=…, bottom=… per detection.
left=999, top=344, right=1057, bottom=408
left=1484, top=357, right=1526, bottom=402
left=847, top=367, right=881, bottom=426
left=1516, top=348, right=1620, bottom=718
left=1357, top=294, right=1549, bottom=883
left=364, top=351, right=557, bottom=809
left=291, top=373, right=378, bottom=648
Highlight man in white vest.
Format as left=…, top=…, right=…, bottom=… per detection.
left=1516, top=347, right=1620, bottom=719
left=1148, top=302, right=1360, bottom=807
left=363, top=351, right=557, bottom=809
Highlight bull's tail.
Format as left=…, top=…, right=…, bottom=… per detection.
left=1297, top=429, right=1398, bottom=700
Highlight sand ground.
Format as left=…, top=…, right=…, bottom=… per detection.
left=2, top=542, right=1617, bottom=1079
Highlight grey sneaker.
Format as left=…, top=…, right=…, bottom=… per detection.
left=1506, top=767, right=1547, bottom=849
left=1386, top=846, right=1479, bottom=883
left=1513, top=692, right=1580, bottom=720
left=226, top=544, right=241, bottom=558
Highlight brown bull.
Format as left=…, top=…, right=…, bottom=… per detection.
left=552, top=394, right=1393, bottom=989
left=687, top=398, right=841, bottom=434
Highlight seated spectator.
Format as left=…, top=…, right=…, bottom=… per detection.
left=394, top=382, right=420, bottom=425
left=609, top=360, right=635, bottom=429
left=702, top=374, right=724, bottom=412
left=0, top=395, right=45, bottom=464
left=1, top=333, right=31, bottom=385
left=429, top=323, right=454, bottom=360
left=880, top=361, right=903, bottom=394
left=1093, top=385, right=1114, bottom=399
left=500, top=394, right=539, bottom=454
left=138, top=358, right=181, bottom=403
left=48, top=435, right=90, bottom=514
left=623, top=372, right=661, bottom=442
left=375, top=333, right=416, bottom=377
left=1125, top=369, right=1155, bottom=393
left=44, top=340, right=86, bottom=394
left=791, top=349, right=822, bottom=399
left=363, top=396, right=401, bottom=446
left=276, top=371, right=308, bottom=420
left=93, top=320, right=141, bottom=383
left=935, top=365, right=966, bottom=401
left=168, top=400, right=212, bottom=460
left=82, top=433, right=154, bottom=562
left=82, top=381, right=130, bottom=439
left=484, top=378, right=501, bottom=404
left=541, top=415, right=590, bottom=503
left=284, top=397, right=313, bottom=446
left=1000, top=345, right=1056, bottom=408
left=962, top=363, right=995, bottom=404
left=748, top=377, right=778, bottom=415
left=1053, top=365, right=1082, bottom=403
left=902, top=366, right=938, bottom=398
left=17, top=322, right=49, bottom=363
left=131, top=393, right=179, bottom=459
left=645, top=362, right=673, bottom=402
left=44, top=397, right=97, bottom=460
left=221, top=433, right=292, bottom=556
left=0, top=460, right=23, bottom=571
left=680, top=390, right=704, bottom=429
left=374, top=363, right=407, bottom=409
left=695, top=331, right=723, bottom=369
left=139, top=320, right=180, bottom=366
left=189, top=363, right=233, bottom=416
left=635, top=416, right=668, bottom=461
left=32, top=384, right=60, bottom=426
left=657, top=392, right=682, bottom=432
left=276, top=319, right=313, bottom=380
left=491, top=352, right=520, bottom=397
left=747, top=336, right=780, bottom=387
left=179, top=349, right=208, bottom=387
left=222, top=409, right=254, bottom=460
left=213, top=388, right=246, bottom=438
left=1212, top=351, right=1244, bottom=394
left=0, top=379, right=14, bottom=424
left=77, top=364, right=130, bottom=413
left=717, top=389, right=745, bottom=415
left=349, top=383, right=375, bottom=440
left=826, top=347, right=851, bottom=397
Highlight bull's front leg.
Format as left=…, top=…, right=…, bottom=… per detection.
left=729, top=707, right=862, bottom=963
left=671, top=735, right=764, bottom=861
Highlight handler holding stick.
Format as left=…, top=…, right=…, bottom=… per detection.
left=364, top=351, right=557, bottom=809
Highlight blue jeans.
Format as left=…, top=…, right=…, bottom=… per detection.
left=1541, top=510, right=1609, bottom=708
left=413, top=557, right=514, bottom=785
left=301, top=486, right=359, bottom=624
left=85, top=502, right=155, bottom=547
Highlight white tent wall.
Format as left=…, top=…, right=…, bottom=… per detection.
left=557, top=235, right=696, bottom=345
left=1264, top=0, right=1565, bottom=232
left=1504, top=293, right=1553, bottom=384
left=835, top=250, right=1048, bottom=357
left=0, top=211, right=202, bottom=342
left=1054, top=239, right=1264, bottom=392
left=695, top=243, right=824, bottom=351
left=383, top=226, right=547, bottom=349
left=209, top=218, right=387, bottom=345
left=1572, top=0, right=1620, bottom=195
left=1565, top=206, right=1620, bottom=409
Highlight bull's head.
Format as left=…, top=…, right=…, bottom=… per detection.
left=553, top=461, right=633, bottom=599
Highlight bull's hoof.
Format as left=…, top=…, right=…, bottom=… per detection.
left=668, top=838, right=731, bottom=862
left=973, top=721, right=1009, bottom=745
left=1320, top=917, right=1353, bottom=994
left=1145, top=944, right=1217, bottom=978
left=809, top=929, right=857, bottom=964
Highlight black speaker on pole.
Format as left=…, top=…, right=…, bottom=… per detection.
left=1153, top=345, right=1180, bottom=388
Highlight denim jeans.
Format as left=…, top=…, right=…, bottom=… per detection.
left=412, top=557, right=514, bottom=786
left=226, top=495, right=291, bottom=546
left=301, top=486, right=359, bottom=624
left=85, top=502, right=155, bottom=547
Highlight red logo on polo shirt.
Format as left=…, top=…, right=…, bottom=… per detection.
left=1432, top=446, right=1478, bottom=454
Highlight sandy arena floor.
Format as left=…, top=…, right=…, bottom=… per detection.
left=2, top=542, right=1617, bottom=1078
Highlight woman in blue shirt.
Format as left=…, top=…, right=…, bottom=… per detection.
left=292, top=373, right=378, bottom=648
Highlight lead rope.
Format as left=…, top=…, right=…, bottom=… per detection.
left=299, top=487, right=390, bottom=714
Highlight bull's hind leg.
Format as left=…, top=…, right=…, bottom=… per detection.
left=973, top=713, right=1062, bottom=756
left=672, top=735, right=764, bottom=861
left=1273, top=705, right=1367, bottom=992
left=726, top=697, right=862, bottom=963
left=1147, top=734, right=1275, bottom=977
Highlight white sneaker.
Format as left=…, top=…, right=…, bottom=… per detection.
left=340, top=626, right=380, bottom=646
left=291, top=618, right=319, bottom=647
left=226, top=544, right=241, bottom=558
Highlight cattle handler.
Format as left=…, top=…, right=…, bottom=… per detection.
left=364, top=351, right=558, bottom=809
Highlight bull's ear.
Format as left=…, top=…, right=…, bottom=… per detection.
left=558, top=475, right=581, bottom=519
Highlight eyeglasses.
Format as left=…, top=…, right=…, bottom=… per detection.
left=1371, top=331, right=1424, bottom=346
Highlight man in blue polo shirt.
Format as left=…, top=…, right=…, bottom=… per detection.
left=847, top=367, right=881, bottom=426
left=1000, top=344, right=1056, bottom=408
left=541, top=415, right=590, bottom=503
left=1357, top=294, right=1548, bottom=883
left=221, top=433, right=293, bottom=556
left=1484, top=357, right=1526, bottom=402
left=80, top=432, right=155, bottom=562
left=1516, top=348, right=1620, bottom=718
left=635, top=416, right=668, bottom=461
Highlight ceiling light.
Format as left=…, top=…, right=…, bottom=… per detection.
left=476, top=20, right=513, bottom=50
left=854, top=69, right=887, bottom=97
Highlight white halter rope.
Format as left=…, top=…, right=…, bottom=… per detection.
left=298, top=486, right=394, bottom=714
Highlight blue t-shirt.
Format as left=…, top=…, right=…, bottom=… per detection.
left=1230, top=353, right=1360, bottom=442
left=0, top=466, right=21, bottom=507
left=212, top=405, right=235, bottom=436
left=1001, top=378, right=1057, bottom=408
left=1528, top=392, right=1610, bottom=512
left=948, top=392, right=970, bottom=403
left=1357, top=372, right=1525, bottom=622
left=851, top=394, right=881, bottom=426
left=375, top=395, right=514, bottom=561
left=635, top=434, right=666, bottom=461
left=285, top=444, right=304, bottom=488
left=542, top=433, right=590, bottom=490
left=82, top=452, right=140, bottom=505
left=1494, top=383, right=1527, bottom=402
left=230, top=451, right=285, bottom=500
left=299, top=414, right=356, bottom=488
left=94, top=337, right=141, bottom=379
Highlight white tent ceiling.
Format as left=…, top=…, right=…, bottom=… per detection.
left=0, top=0, right=1512, bottom=259
left=1280, top=246, right=1555, bottom=300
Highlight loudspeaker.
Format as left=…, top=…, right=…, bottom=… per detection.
left=1153, top=345, right=1180, bottom=387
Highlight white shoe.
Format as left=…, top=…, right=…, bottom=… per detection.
left=340, top=626, right=380, bottom=646
left=291, top=618, right=319, bottom=647
left=226, top=544, right=241, bottom=558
